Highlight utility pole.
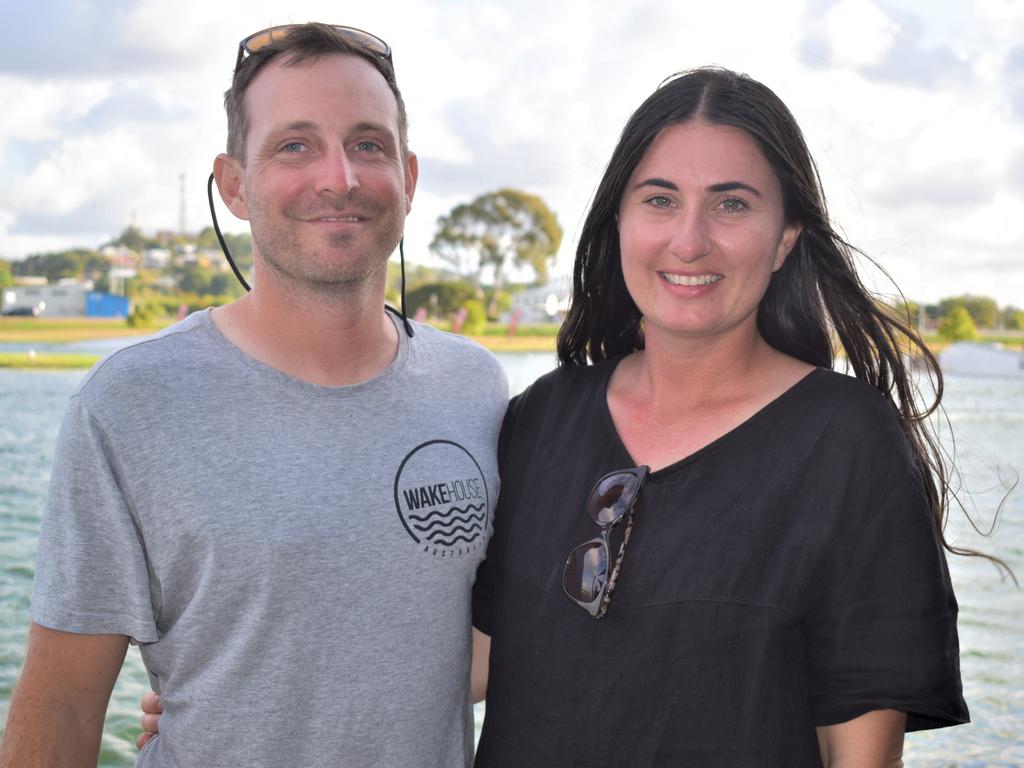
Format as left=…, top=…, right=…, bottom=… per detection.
left=179, top=173, right=187, bottom=236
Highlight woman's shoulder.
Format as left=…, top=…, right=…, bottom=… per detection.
left=791, top=368, right=918, bottom=468
left=511, top=358, right=618, bottom=412
left=803, top=368, right=905, bottom=423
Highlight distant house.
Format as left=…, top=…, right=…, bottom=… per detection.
left=505, top=276, right=572, bottom=324
left=142, top=248, right=172, bottom=269
left=100, top=245, right=141, bottom=269
left=1, top=282, right=129, bottom=318
left=939, top=342, right=1024, bottom=379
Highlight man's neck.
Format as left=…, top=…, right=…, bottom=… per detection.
left=211, top=275, right=400, bottom=387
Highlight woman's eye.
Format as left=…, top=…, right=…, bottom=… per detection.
left=720, top=198, right=747, bottom=212
left=644, top=195, right=672, bottom=208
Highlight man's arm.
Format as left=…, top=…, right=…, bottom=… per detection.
left=0, top=622, right=128, bottom=768
left=816, top=709, right=906, bottom=768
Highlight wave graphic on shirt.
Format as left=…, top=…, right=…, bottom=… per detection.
left=412, top=505, right=486, bottom=543
left=393, top=440, right=491, bottom=557
left=408, top=506, right=486, bottom=526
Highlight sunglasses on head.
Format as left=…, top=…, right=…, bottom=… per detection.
left=235, top=24, right=392, bottom=71
left=563, top=465, right=649, bottom=619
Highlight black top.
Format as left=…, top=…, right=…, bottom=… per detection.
left=472, top=363, right=968, bottom=767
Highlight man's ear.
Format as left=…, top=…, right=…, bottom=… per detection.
left=403, top=151, right=419, bottom=214
left=213, top=154, right=250, bottom=221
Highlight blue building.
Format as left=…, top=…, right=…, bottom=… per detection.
left=86, top=291, right=131, bottom=318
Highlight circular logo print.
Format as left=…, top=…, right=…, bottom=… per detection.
left=393, top=440, right=489, bottom=558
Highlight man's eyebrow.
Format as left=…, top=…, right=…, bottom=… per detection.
left=279, top=121, right=318, bottom=133
left=270, top=120, right=391, bottom=134
left=351, top=121, right=391, bottom=134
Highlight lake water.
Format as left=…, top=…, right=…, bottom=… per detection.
left=0, top=349, right=1021, bottom=766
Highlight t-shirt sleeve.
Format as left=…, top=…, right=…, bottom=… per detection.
left=472, top=392, right=522, bottom=637
left=803, top=422, right=969, bottom=731
left=30, top=394, right=159, bottom=644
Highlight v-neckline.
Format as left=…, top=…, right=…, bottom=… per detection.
left=599, top=359, right=826, bottom=479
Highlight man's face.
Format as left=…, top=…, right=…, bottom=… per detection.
left=233, top=53, right=416, bottom=291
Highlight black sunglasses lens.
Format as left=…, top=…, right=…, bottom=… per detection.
left=588, top=471, right=642, bottom=526
left=563, top=541, right=608, bottom=604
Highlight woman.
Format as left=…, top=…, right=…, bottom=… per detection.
left=470, top=67, right=968, bottom=766
left=140, top=68, right=970, bottom=765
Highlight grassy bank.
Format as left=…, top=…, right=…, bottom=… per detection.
left=0, top=316, right=557, bottom=367
left=0, top=317, right=155, bottom=344
left=6, top=317, right=1021, bottom=369
left=0, top=352, right=101, bottom=369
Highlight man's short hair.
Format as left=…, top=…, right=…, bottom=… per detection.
left=224, top=22, right=409, bottom=163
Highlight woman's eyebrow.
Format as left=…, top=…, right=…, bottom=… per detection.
left=707, top=181, right=762, bottom=197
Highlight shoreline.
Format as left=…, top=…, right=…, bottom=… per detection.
left=0, top=335, right=558, bottom=369
left=3, top=318, right=1022, bottom=370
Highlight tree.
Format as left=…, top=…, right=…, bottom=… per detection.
left=195, top=226, right=221, bottom=250
left=13, top=249, right=95, bottom=282
left=175, top=264, right=214, bottom=295
left=0, top=258, right=12, bottom=290
left=430, top=189, right=562, bottom=303
left=460, top=299, right=488, bottom=335
left=208, top=273, right=238, bottom=297
left=109, top=225, right=148, bottom=252
left=938, top=306, right=978, bottom=342
left=938, top=295, right=998, bottom=329
left=406, top=280, right=478, bottom=317
left=1001, top=306, right=1024, bottom=330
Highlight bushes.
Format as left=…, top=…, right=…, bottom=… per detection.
left=461, top=300, right=488, bottom=335
left=406, top=281, right=479, bottom=317
left=938, top=306, right=978, bottom=342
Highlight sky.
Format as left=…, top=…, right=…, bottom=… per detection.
left=1, top=0, right=1022, bottom=306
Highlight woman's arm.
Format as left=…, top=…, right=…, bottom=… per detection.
left=470, top=628, right=491, bottom=703
left=816, top=709, right=906, bottom=767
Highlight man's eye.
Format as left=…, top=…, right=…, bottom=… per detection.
left=720, top=198, right=748, bottom=212
left=355, top=141, right=382, bottom=152
left=282, top=142, right=306, bottom=152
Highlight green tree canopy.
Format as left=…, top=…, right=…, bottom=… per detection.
left=108, top=225, right=148, bottom=252
left=12, top=249, right=100, bottom=282
left=0, top=258, right=13, bottom=290
left=1001, top=306, right=1024, bottom=330
left=429, top=189, right=562, bottom=291
left=938, top=295, right=998, bottom=329
left=938, top=306, right=979, bottom=342
left=406, top=280, right=479, bottom=317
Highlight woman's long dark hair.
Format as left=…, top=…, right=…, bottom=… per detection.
left=558, top=67, right=1009, bottom=575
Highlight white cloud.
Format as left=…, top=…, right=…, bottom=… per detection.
left=822, top=0, right=899, bottom=69
left=0, top=0, right=1022, bottom=306
left=0, top=77, right=111, bottom=147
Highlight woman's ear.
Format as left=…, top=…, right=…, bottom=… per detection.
left=773, top=223, right=803, bottom=271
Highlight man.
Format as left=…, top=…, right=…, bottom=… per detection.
left=0, top=23, right=506, bottom=767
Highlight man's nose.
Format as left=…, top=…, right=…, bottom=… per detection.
left=316, top=149, right=359, bottom=195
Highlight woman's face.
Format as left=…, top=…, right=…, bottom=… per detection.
left=617, top=120, right=801, bottom=346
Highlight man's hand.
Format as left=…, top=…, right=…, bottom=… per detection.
left=136, top=691, right=164, bottom=750
left=0, top=623, right=128, bottom=768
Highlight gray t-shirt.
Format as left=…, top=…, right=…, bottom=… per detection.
left=31, top=309, right=508, bottom=767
